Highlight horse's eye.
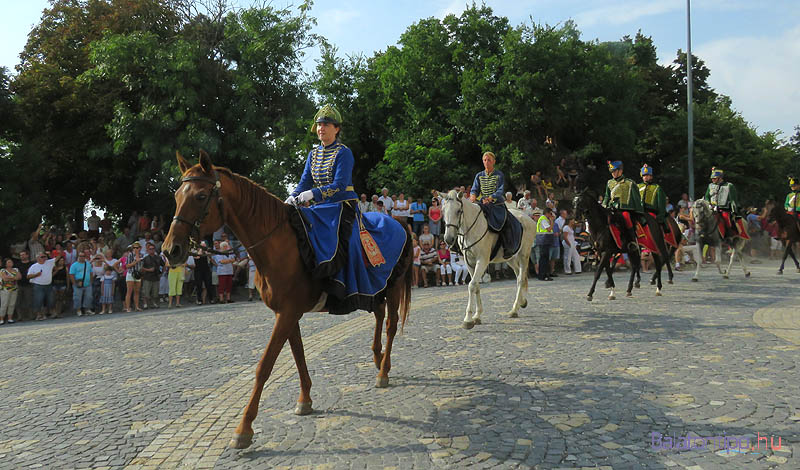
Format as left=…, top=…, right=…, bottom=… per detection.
left=196, top=193, right=208, bottom=201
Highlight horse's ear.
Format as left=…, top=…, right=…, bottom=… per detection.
left=198, top=149, right=213, bottom=174
left=176, top=151, right=191, bottom=175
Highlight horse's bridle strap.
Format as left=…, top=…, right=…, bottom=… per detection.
left=172, top=171, right=225, bottom=250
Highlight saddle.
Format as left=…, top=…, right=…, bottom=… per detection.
left=648, top=212, right=678, bottom=249
left=608, top=212, right=660, bottom=255
left=478, top=202, right=522, bottom=259
left=714, top=211, right=750, bottom=240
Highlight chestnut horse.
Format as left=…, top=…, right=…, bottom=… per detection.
left=161, top=151, right=413, bottom=450
left=766, top=203, right=800, bottom=274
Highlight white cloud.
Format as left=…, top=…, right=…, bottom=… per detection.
left=437, top=0, right=467, bottom=19
left=697, top=25, right=800, bottom=136
left=575, top=0, right=679, bottom=28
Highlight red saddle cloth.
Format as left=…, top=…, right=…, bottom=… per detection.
left=648, top=212, right=677, bottom=248
left=608, top=213, right=661, bottom=255
left=715, top=212, right=750, bottom=240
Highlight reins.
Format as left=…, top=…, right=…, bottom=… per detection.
left=445, top=197, right=489, bottom=268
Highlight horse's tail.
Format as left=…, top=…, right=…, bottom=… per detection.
left=398, top=226, right=413, bottom=334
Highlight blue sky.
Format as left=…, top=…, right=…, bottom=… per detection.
left=3, top=0, right=798, bottom=138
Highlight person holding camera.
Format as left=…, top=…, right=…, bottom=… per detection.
left=192, top=241, right=215, bottom=305
left=140, top=242, right=164, bottom=309
left=123, top=241, right=143, bottom=312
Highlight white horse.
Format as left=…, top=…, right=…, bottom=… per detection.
left=441, top=190, right=536, bottom=329
left=691, top=198, right=750, bottom=281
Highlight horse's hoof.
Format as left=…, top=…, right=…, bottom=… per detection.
left=375, top=376, right=389, bottom=388
left=586, top=295, right=593, bottom=302
left=521, top=298, right=528, bottom=308
left=462, top=321, right=475, bottom=330
left=608, top=295, right=616, bottom=300
left=626, top=292, right=632, bottom=297
left=668, top=280, right=673, bottom=285
left=691, top=278, right=698, bottom=282
left=655, top=291, right=662, bottom=297
left=473, top=317, right=482, bottom=325
left=723, top=275, right=729, bottom=279
left=649, top=279, right=656, bottom=285
left=294, top=401, right=313, bottom=415
left=229, top=432, right=254, bottom=449
left=508, top=311, right=519, bottom=318
left=745, top=272, right=751, bottom=278
left=634, top=282, right=641, bottom=289
left=777, top=270, right=783, bottom=275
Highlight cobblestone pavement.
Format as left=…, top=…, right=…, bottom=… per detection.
left=1, top=260, right=798, bottom=470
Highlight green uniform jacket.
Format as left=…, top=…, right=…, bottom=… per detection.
left=785, top=191, right=800, bottom=213
left=704, top=181, right=738, bottom=213
left=603, top=176, right=644, bottom=213
left=638, top=182, right=667, bottom=223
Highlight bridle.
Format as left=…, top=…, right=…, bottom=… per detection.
left=172, top=169, right=288, bottom=253
left=172, top=171, right=225, bottom=252
left=444, top=196, right=489, bottom=256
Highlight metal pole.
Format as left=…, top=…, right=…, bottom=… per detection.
left=686, top=0, right=695, bottom=200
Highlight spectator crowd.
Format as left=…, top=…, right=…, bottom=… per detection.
left=0, top=168, right=787, bottom=324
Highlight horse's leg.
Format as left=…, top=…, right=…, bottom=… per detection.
left=778, top=241, right=789, bottom=274
left=692, top=241, right=703, bottom=281
left=507, top=256, right=523, bottom=318
left=665, top=249, right=674, bottom=284
left=654, top=253, right=663, bottom=296
left=372, top=304, right=386, bottom=369
left=626, top=248, right=640, bottom=297
left=230, top=312, right=298, bottom=449
left=468, top=259, right=489, bottom=327
left=635, top=268, right=641, bottom=289
left=376, top=290, right=400, bottom=388
left=605, top=255, right=617, bottom=299
left=715, top=241, right=725, bottom=275
left=587, top=251, right=610, bottom=301
left=737, top=239, right=750, bottom=278
left=288, top=321, right=313, bottom=416
left=788, top=244, right=800, bottom=271
left=723, top=242, right=736, bottom=279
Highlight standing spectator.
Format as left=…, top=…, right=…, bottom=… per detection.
left=410, top=197, right=427, bottom=236
left=165, top=255, right=185, bottom=308
left=549, top=209, right=563, bottom=276
left=99, top=265, right=116, bottom=314
left=419, top=224, right=434, bottom=247
left=431, top=189, right=443, bottom=206
left=28, top=224, right=46, bottom=260
left=517, top=190, right=535, bottom=218
left=451, top=249, right=468, bottom=285
left=140, top=242, right=163, bottom=309
left=504, top=192, right=515, bottom=211
left=113, top=227, right=132, bottom=257
left=86, top=210, right=101, bottom=238
left=123, top=243, right=143, bottom=312
left=418, top=240, right=440, bottom=288
left=562, top=217, right=581, bottom=275
left=1, top=258, right=22, bottom=324
left=193, top=241, right=214, bottom=305
left=411, top=238, right=421, bottom=288
left=358, top=193, right=371, bottom=214
left=246, top=254, right=257, bottom=301
left=63, top=241, right=77, bottom=266
left=378, top=187, right=393, bottom=213
left=138, top=232, right=154, bottom=255
left=68, top=252, right=93, bottom=316
left=51, top=256, right=69, bottom=316
left=437, top=241, right=454, bottom=286
left=91, top=254, right=106, bottom=313
left=29, top=252, right=62, bottom=320
left=137, top=211, right=152, bottom=237
left=14, top=250, right=34, bottom=321
left=368, top=194, right=380, bottom=212
left=534, top=207, right=554, bottom=281
left=214, top=241, right=236, bottom=303
left=127, top=210, right=140, bottom=238
left=530, top=171, right=546, bottom=201
left=100, top=213, right=114, bottom=234
left=555, top=159, right=569, bottom=187
left=392, top=193, right=410, bottom=226
left=428, top=199, right=442, bottom=244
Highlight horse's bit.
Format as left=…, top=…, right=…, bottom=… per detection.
left=444, top=197, right=489, bottom=267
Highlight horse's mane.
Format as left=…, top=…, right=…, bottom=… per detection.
left=211, top=166, right=285, bottom=229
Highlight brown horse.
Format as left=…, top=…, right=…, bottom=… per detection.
left=161, top=151, right=413, bottom=449
left=766, top=203, right=800, bottom=274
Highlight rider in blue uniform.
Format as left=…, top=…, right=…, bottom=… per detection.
left=285, top=104, right=408, bottom=314
left=469, top=151, right=521, bottom=258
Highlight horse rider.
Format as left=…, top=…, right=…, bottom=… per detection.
left=785, top=176, right=800, bottom=222
left=602, top=160, right=645, bottom=246
left=638, top=164, right=674, bottom=245
left=284, top=104, right=405, bottom=314
left=469, top=151, right=522, bottom=258
left=703, top=167, right=742, bottom=237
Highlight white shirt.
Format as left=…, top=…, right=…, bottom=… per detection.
left=392, top=199, right=410, bottom=217
left=378, top=195, right=393, bottom=212
left=562, top=225, right=576, bottom=248
left=28, top=258, right=57, bottom=285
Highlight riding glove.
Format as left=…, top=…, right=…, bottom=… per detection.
left=297, top=190, right=314, bottom=203
left=284, top=196, right=296, bottom=205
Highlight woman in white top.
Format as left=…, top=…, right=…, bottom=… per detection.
left=391, top=193, right=410, bottom=227
left=213, top=242, right=237, bottom=303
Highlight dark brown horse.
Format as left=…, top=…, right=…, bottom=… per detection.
left=161, top=151, right=413, bottom=449
left=573, top=189, right=669, bottom=301
left=766, top=203, right=800, bottom=274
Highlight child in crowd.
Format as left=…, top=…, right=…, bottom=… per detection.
left=412, top=238, right=421, bottom=288
left=99, top=265, right=116, bottom=314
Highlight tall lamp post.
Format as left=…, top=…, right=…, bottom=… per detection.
left=686, top=0, right=695, bottom=200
